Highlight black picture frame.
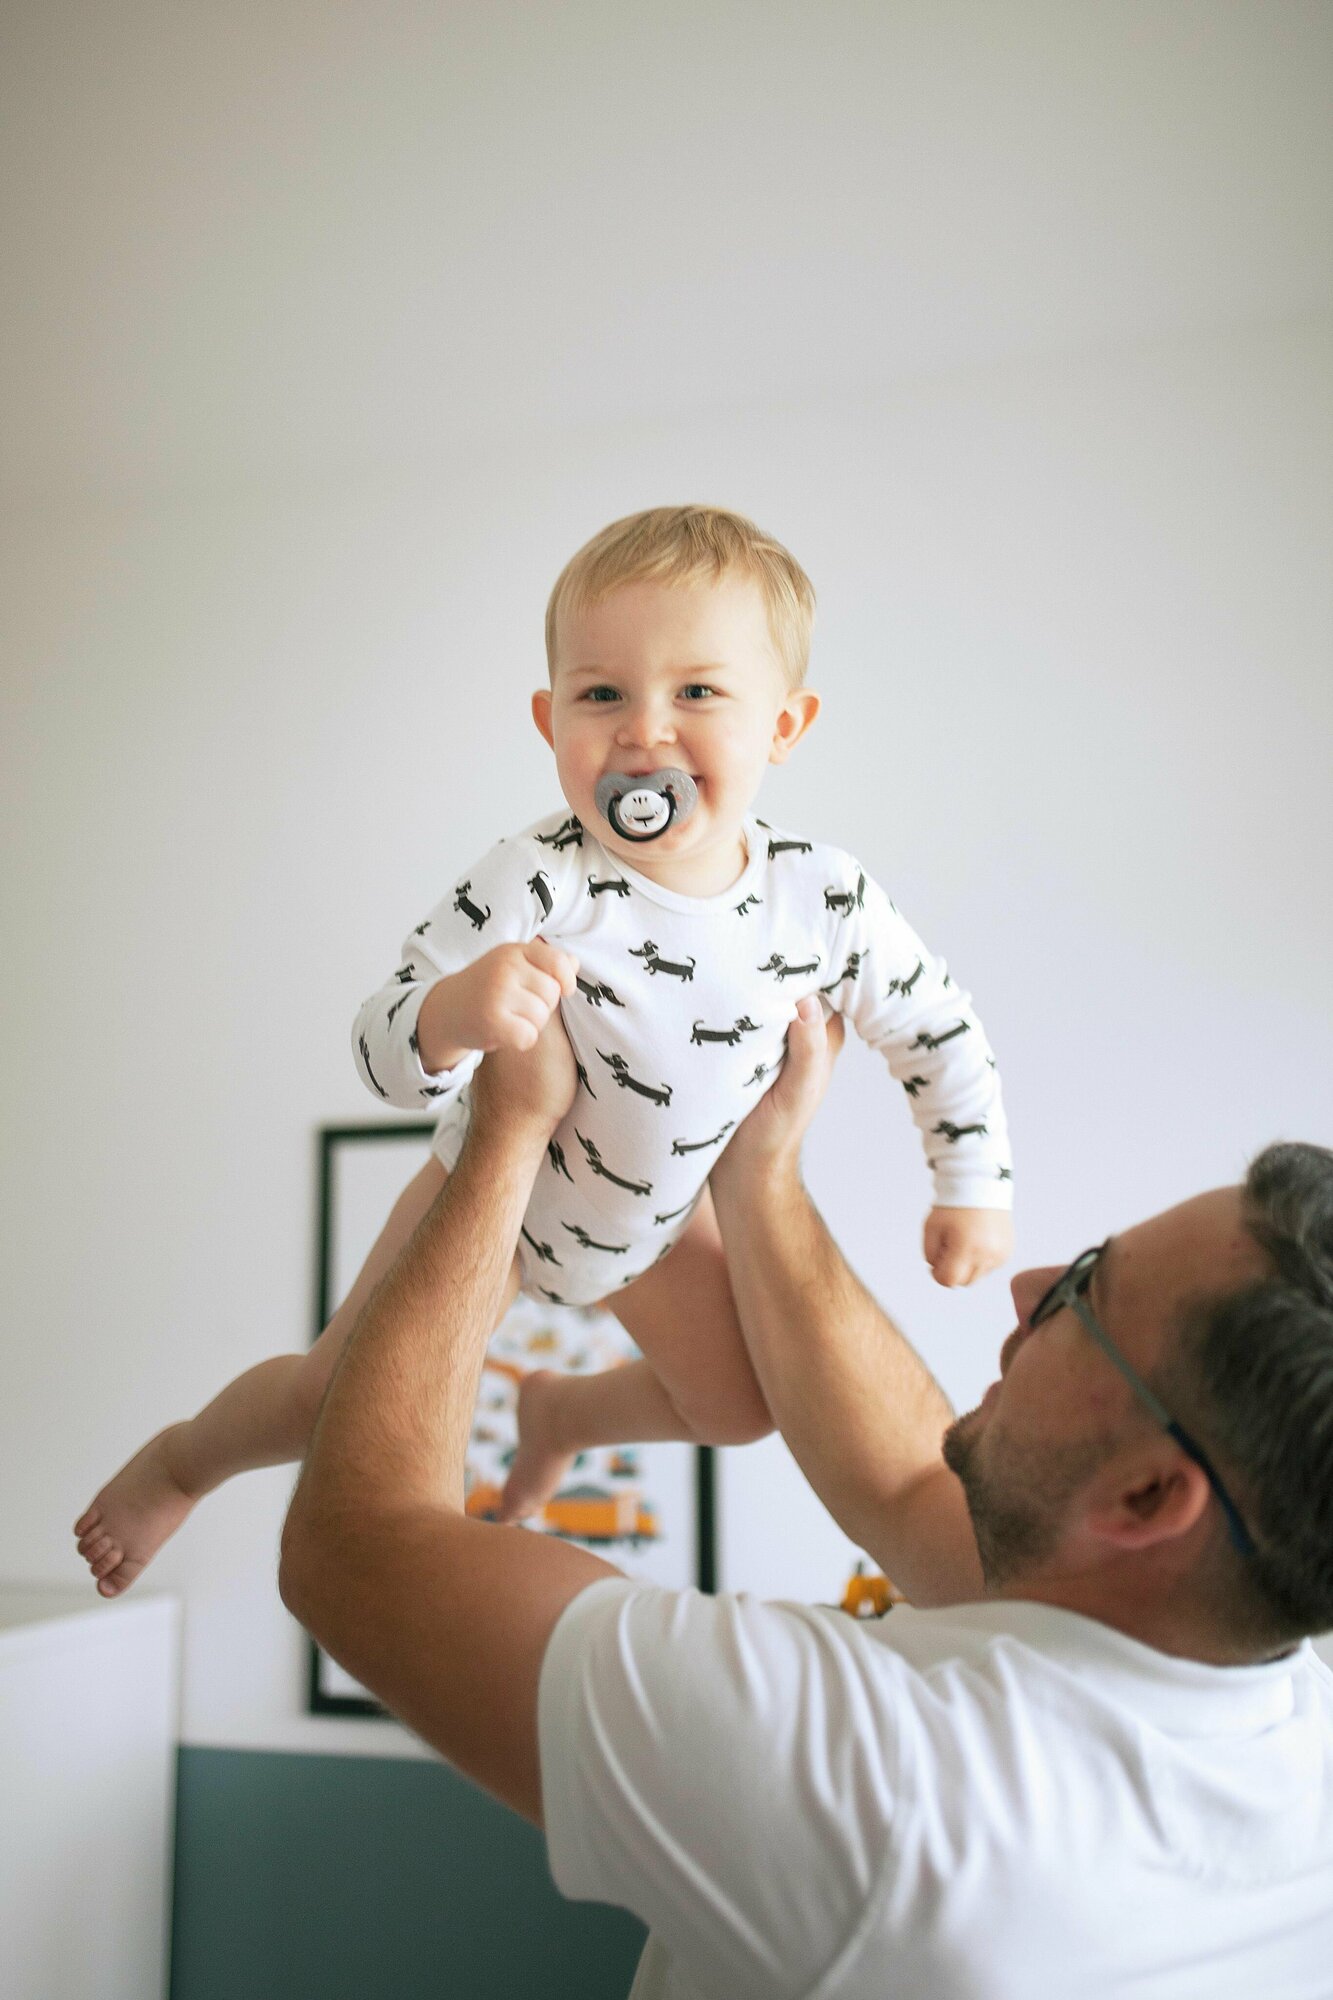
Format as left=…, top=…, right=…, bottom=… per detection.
left=307, top=1120, right=716, bottom=1718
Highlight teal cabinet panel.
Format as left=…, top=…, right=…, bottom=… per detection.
left=171, top=1747, right=646, bottom=2000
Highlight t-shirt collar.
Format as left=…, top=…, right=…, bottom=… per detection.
left=885, top=1597, right=1307, bottom=1736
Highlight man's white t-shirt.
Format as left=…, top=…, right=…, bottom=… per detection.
left=538, top=1579, right=1333, bottom=1999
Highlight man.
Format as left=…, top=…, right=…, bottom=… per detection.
left=280, top=999, right=1333, bottom=1997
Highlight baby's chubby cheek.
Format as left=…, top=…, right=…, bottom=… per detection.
left=546, top=740, right=597, bottom=818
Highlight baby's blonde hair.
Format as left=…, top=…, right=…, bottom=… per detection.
left=545, top=506, right=815, bottom=689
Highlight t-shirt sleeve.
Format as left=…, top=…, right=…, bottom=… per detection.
left=538, top=1578, right=903, bottom=2000
left=829, top=864, right=1013, bottom=1210
left=350, top=818, right=582, bottom=1113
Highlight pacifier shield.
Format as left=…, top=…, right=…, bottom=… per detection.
left=594, top=768, right=698, bottom=842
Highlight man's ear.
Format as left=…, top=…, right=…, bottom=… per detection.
left=531, top=688, right=555, bottom=749
left=1085, top=1454, right=1213, bottom=1553
left=769, top=689, right=821, bottom=766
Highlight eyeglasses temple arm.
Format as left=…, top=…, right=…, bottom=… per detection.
left=1069, top=1299, right=1255, bottom=1557
left=1069, top=1298, right=1174, bottom=1426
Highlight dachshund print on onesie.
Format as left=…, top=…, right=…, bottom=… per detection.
left=353, top=809, right=1013, bottom=1300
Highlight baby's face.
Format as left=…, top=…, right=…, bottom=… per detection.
left=534, top=576, right=810, bottom=880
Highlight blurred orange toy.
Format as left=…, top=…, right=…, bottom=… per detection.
left=465, top=1480, right=505, bottom=1521
left=543, top=1483, right=637, bottom=1541
left=840, top=1561, right=898, bottom=1618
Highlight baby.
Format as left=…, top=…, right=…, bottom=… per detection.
left=74, top=506, right=1012, bottom=1594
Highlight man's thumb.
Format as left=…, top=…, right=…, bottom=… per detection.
left=787, top=995, right=826, bottom=1059
left=789, top=994, right=844, bottom=1062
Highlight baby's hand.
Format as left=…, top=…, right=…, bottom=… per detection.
left=452, top=940, right=579, bottom=1054
left=923, top=1206, right=1014, bottom=1289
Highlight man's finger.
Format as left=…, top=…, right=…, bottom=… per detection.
left=474, top=1001, right=579, bottom=1129
left=786, top=994, right=825, bottom=1057
left=765, top=998, right=842, bottom=1129
left=785, top=997, right=845, bottom=1068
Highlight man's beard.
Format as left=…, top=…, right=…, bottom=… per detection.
left=942, top=1405, right=1110, bottom=1590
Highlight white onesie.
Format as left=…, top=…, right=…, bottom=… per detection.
left=353, top=809, right=1012, bottom=1305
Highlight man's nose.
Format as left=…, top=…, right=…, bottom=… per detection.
left=1010, top=1266, right=1060, bottom=1326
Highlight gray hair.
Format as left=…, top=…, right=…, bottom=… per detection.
left=1161, top=1142, right=1333, bottom=1646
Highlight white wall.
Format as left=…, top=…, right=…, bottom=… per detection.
left=2, top=3, right=1331, bottom=1749
left=5, top=1, right=1329, bottom=499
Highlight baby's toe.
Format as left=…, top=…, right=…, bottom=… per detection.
left=101, top=1558, right=144, bottom=1597
left=73, top=1505, right=101, bottom=1537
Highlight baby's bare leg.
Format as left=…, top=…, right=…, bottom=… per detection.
left=498, top=1193, right=772, bottom=1521
left=74, top=1157, right=449, bottom=1597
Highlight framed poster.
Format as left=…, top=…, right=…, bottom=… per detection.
left=308, top=1121, right=716, bottom=1716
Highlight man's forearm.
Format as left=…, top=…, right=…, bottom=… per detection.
left=278, top=1096, right=620, bottom=1821
left=711, top=1160, right=982, bottom=1605
left=288, top=1119, right=542, bottom=1537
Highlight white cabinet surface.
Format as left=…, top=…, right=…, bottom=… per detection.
left=0, top=1585, right=180, bottom=2000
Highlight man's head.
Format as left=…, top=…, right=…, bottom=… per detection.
left=533, top=508, right=820, bottom=878
left=943, top=1143, right=1333, bottom=1655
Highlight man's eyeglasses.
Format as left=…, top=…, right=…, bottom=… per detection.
left=1029, top=1243, right=1256, bottom=1558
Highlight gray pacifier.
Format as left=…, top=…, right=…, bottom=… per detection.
left=594, top=768, right=699, bottom=842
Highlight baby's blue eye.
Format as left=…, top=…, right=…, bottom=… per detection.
left=583, top=686, right=620, bottom=703
left=681, top=684, right=717, bottom=701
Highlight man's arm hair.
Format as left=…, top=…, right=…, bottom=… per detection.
left=280, top=1105, right=617, bottom=1823
left=710, top=1015, right=983, bottom=1607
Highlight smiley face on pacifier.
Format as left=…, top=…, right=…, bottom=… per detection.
left=616, top=786, right=674, bottom=836
left=594, top=768, right=699, bottom=843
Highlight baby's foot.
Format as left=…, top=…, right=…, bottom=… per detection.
left=73, top=1425, right=198, bottom=1597
left=495, top=1372, right=578, bottom=1525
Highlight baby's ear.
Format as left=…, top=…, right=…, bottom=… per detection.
left=531, top=688, right=555, bottom=748
left=770, top=689, right=820, bottom=765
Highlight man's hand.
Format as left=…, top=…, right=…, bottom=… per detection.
left=417, top=939, right=580, bottom=1073
left=713, top=995, right=845, bottom=1188
left=923, top=1206, right=1014, bottom=1288
left=469, top=1000, right=579, bottom=1147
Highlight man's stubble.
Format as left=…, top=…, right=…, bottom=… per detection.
left=942, top=1405, right=1115, bottom=1591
